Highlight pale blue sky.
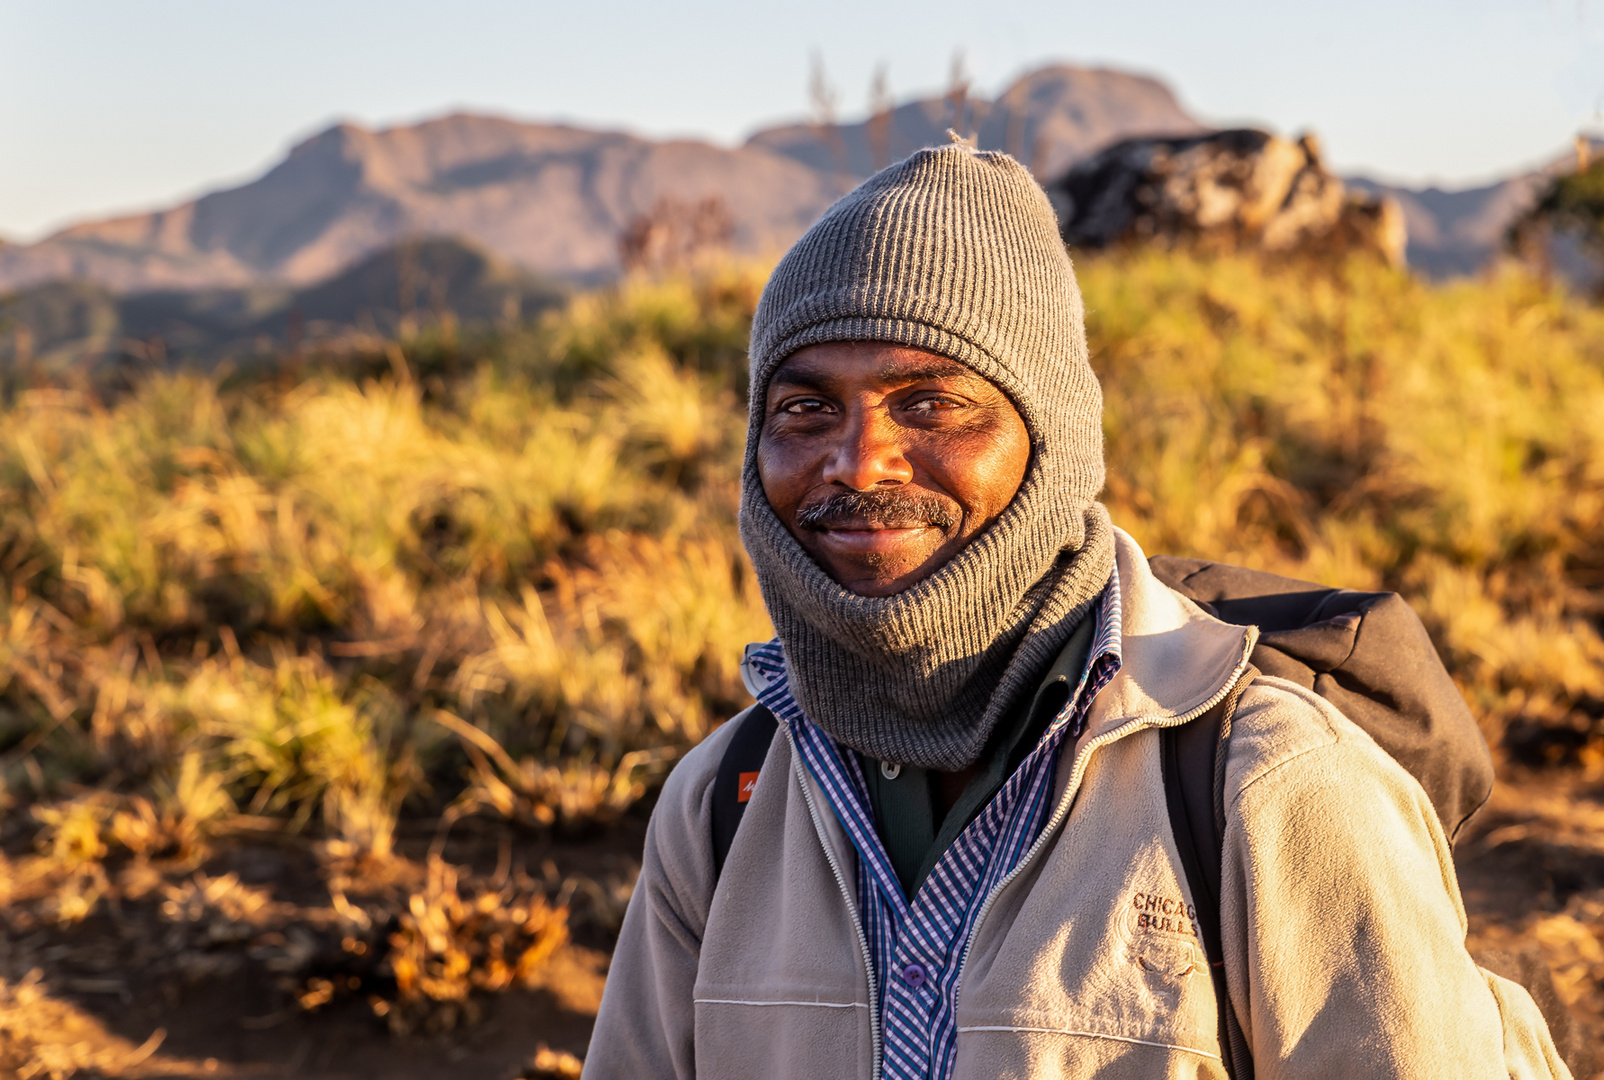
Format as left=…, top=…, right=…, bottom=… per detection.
left=1, top=0, right=1597, bottom=240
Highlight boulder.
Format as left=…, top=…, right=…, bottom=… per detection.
left=1049, top=129, right=1406, bottom=265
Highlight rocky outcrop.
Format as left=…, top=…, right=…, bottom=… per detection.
left=1050, top=129, right=1406, bottom=265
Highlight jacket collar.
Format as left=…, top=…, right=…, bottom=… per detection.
left=1079, top=528, right=1257, bottom=741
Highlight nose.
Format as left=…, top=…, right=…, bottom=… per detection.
left=820, top=405, right=913, bottom=490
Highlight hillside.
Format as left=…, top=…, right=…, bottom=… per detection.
left=0, top=237, right=569, bottom=369
left=0, top=255, right=1601, bottom=1076
left=0, top=66, right=1205, bottom=296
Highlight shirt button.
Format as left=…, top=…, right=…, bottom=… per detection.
left=901, top=963, right=926, bottom=989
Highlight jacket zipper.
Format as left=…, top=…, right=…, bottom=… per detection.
left=954, top=632, right=1257, bottom=1010
left=781, top=721, right=884, bottom=1079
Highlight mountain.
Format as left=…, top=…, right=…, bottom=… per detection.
left=0, top=237, right=567, bottom=370
left=1346, top=173, right=1548, bottom=278
left=746, top=65, right=1204, bottom=181
left=0, top=119, right=844, bottom=294
left=1346, top=141, right=1599, bottom=279
left=0, top=66, right=1205, bottom=296
left=5, top=61, right=1576, bottom=299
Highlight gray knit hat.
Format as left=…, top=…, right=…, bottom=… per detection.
left=740, top=142, right=1113, bottom=771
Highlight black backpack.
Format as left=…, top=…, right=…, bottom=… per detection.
left=709, top=558, right=1586, bottom=1077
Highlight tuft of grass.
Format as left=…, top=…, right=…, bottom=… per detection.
left=374, top=856, right=569, bottom=1036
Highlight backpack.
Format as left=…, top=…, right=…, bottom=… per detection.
left=1152, top=558, right=1587, bottom=1079
left=709, top=558, right=1584, bottom=1076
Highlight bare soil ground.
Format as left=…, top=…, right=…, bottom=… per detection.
left=0, top=818, right=640, bottom=1080
left=1456, top=770, right=1604, bottom=1077
left=4, top=771, right=1602, bottom=1080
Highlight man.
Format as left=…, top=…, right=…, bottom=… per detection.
left=583, top=143, right=1569, bottom=1079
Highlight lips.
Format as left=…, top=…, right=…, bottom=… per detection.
left=812, top=523, right=935, bottom=555
left=820, top=518, right=933, bottom=531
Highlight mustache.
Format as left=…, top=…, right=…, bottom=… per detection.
left=796, top=489, right=960, bottom=531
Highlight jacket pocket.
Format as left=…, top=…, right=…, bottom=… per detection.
left=691, top=993, right=872, bottom=1080
left=949, top=1015, right=1227, bottom=1080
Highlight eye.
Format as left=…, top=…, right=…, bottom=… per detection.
left=905, top=395, right=965, bottom=413
left=776, top=396, right=833, bottom=415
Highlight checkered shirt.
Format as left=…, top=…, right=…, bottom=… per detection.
left=744, top=573, right=1123, bottom=1080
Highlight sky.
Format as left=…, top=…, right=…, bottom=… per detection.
left=1, top=0, right=1599, bottom=241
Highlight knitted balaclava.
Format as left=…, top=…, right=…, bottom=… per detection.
left=740, top=142, right=1114, bottom=772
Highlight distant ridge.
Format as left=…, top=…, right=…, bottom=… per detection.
left=0, top=119, right=842, bottom=293
left=1346, top=144, right=1599, bottom=278
left=0, top=65, right=1578, bottom=298
left=0, top=66, right=1207, bottom=296
left=745, top=65, right=1204, bottom=180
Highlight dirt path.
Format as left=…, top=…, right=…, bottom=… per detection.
left=1455, top=771, right=1604, bottom=1075
left=1, top=946, right=602, bottom=1080
left=5, top=772, right=1602, bottom=1079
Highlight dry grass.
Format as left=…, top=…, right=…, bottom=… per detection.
left=0, top=268, right=770, bottom=1064
left=375, top=856, right=569, bottom=1036
left=3, top=251, right=1604, bottom=1061
left=1087, top=251, right=1604, bottom=759
left=0, top=970, right=166, bottom=1080
left=517, top=1043, right=586, bottom=1079
left=0, top=268, right=768, bottom=879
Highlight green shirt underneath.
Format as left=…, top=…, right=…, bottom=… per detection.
left=857, top=614, right=1098, bottom=899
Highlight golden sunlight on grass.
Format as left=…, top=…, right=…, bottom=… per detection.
left=4, top=252, right=1604, bottom=1068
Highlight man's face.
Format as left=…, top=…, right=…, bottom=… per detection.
left=756, top=341, right=1031, bottom=597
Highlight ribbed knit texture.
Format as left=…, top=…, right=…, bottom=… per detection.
left=740, top=141, right=1113, bottom=771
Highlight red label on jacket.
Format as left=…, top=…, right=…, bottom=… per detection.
left=737, top=771, right=760, bottom=803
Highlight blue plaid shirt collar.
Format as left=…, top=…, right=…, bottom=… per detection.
left=743, top=569, right=1123, bottom=1080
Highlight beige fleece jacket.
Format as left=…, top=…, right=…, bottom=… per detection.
left=584, top=529, right=1570, bottom=1080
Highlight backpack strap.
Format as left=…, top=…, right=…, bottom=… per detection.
left=711, top=703, right=779, bottom=879
left=1162, top=667, right=1257, bottom=1080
